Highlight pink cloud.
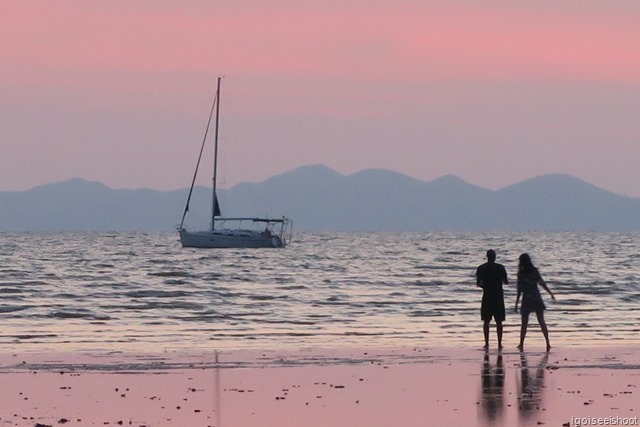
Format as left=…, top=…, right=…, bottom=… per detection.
left=4, top=2, right=639, bottom=87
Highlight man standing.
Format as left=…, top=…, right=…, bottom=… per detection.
left=476, top=249, right=508, bottom=351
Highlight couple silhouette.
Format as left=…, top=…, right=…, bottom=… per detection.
left=476, top=249, right=556, bottom=351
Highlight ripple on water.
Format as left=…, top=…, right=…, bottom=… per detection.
left=46, top=310, right=111, bottom=321
left=124, top=290, right=192, bottom=298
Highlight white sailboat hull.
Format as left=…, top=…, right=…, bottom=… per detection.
left=178, top=78, right=291, bottom=249
left=179, top=229, right=285, bottom=249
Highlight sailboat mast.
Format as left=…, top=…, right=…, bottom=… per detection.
left=211, top=77, right=221, bottom=231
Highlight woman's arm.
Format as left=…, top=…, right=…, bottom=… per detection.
left=539, top=277, right=555, bottom=300
left=515, top=289, right=521, bottom=312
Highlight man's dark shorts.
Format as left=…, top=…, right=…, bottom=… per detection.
left=481, top=297, right=506, bottom=322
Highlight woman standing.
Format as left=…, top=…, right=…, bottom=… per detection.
left=515, top=253, right=555, bottom=351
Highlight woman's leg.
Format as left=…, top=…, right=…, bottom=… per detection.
left=536, top=310, right=551, bottom=351
left=517, top=312, right=529, bottom=351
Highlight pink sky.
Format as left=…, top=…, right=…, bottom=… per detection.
left=2, top=1, right=639, bottom=196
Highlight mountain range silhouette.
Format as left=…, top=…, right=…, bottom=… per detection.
left=1, top=165, right=638, bottom=231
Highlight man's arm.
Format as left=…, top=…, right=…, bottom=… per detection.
left=476, top=267, right=483, bottom=288
left=477, top=277, right=483, bottom=288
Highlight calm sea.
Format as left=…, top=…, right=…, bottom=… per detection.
left=0, top=232, right=638, bottom=353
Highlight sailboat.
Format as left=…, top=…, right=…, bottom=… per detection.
left=178, top=77, right=292, bottom=248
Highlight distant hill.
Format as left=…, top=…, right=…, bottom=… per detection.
left=1, top=165, right=639, bottom=231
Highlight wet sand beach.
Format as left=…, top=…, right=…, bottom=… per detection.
left=1, top=346, right=638, bottom=427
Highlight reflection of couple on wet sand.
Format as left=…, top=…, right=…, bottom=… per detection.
left=479, top=352, right=549, bottom=425
left=480, top=352, right=504, bottom=422
left=476, top=250, right=555, bottom=351
left=516, top=352, right=549, bottom=418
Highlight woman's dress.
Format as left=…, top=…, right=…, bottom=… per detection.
left=518, top=269, right=546, bottom=315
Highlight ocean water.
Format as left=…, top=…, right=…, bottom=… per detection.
left=0, top=232, right=638, bottom=353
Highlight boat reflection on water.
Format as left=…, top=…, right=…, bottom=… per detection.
left=479, top=352, right=505, bottom=425
left=517, top=352, right=549, bottom=421
left=212, top=351, right=222, bottom=427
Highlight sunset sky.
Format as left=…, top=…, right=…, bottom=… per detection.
left=2, top=1, right=639, bottom=196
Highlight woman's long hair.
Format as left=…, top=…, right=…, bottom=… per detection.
left=518, top=253, right=537, bottom=274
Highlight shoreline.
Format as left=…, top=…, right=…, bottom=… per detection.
left=2, top=345, right=639, bottom=427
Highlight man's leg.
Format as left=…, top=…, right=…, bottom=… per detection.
left=496, top=321, right=503, bottom=350
left=483, top=320, right=490, bottom=350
